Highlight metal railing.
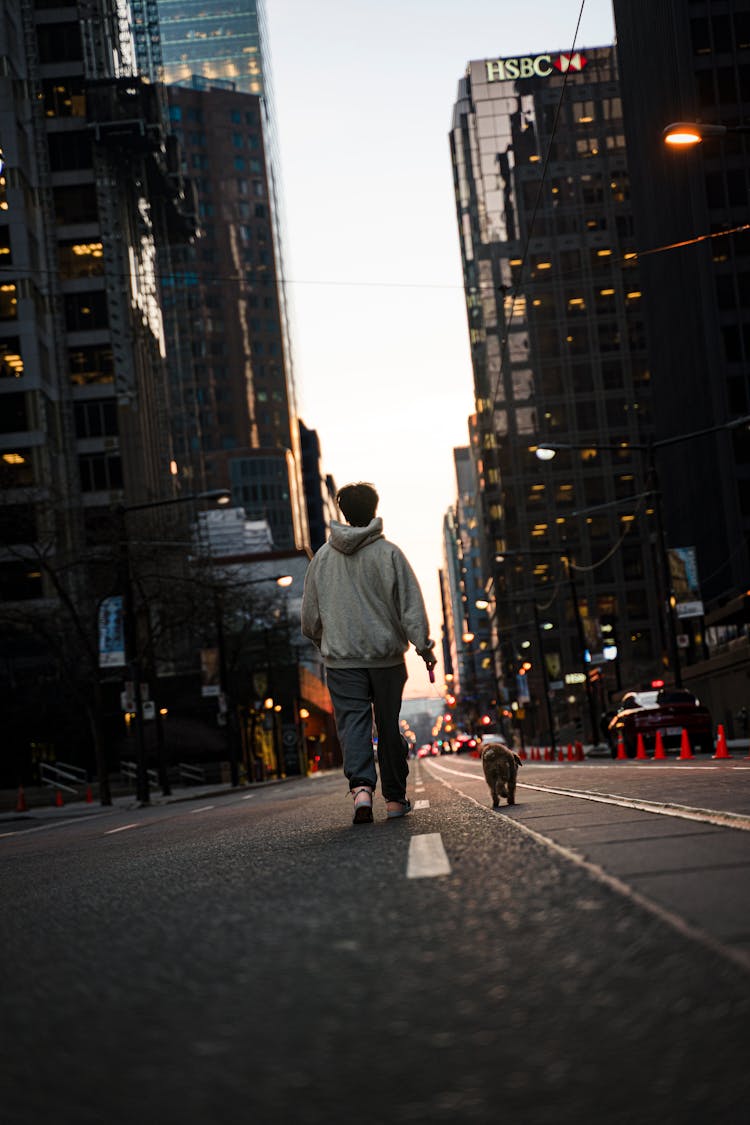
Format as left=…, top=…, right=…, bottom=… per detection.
left=39, top=762, right=87, bottom=794
left=178, top=762, right=205, bottom=785
left=120, top=760, right=158, bottom=788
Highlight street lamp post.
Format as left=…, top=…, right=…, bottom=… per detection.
left=119, top=489, right=230, bottom=805
left=535, top=415, right=750, bottom=691
left=531, top=599, right=557, bottom=760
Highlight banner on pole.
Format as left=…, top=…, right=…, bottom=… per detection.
left=98, top=596, right=125, bottom=667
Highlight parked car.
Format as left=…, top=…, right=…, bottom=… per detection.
left=606, top=688, right=713, bottom=756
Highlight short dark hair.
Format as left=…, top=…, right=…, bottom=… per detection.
left=337, top=482, right=379, bottom=526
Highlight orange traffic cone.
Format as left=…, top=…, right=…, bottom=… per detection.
left=635, top=733, right=649, bottom=760
left=712, top=725, right=732, bottom=760
left=54, top=789, right=64, bottom=807
left=518, top=746, right=527, bottom=760
left=679, top=728, right=694, bottom=760
left=654, top=731, right=667, bottom=760
left=557, top=748, right=564, bottom=762
left=616, top=732, right=628, bottom=760
left=85, top=785, right=94, bottom=803
left=544, top=746, right=551, bottom=761
left=575, top=740, right=584, bottom=761
left=15, top=785, right=28, bottom=813
left=567, top=743, right=574, bottom=761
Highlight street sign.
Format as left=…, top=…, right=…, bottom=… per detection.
left=142, top=701, right=155, bottom=721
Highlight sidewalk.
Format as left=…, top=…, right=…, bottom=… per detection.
left=0, top=771, right=330, bottom=824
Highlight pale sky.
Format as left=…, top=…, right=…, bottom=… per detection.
left=265, top=0, right=617, bottom=696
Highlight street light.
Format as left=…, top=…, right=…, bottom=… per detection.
left=534, top=416, right=750, bottom=689
left=119, top=488, right=231, bottom=805
left=663, top=121, right=750, bottom=146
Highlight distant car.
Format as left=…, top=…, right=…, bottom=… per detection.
left=455, top=733, right=480, bottom=755
left=416, top=744, right=433, bottom=759
left=606, top=688, right=713, bottom=756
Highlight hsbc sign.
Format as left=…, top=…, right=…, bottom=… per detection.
left=485, top=52, right=588, bottom=82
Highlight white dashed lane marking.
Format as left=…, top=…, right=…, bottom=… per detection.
left=407, top=833, right=451, bottom=878
left=190, top=806, right=215, bottom=814
left=414, top=800, right=430, bottom=810
left=104, top=823, right=139, bottom=835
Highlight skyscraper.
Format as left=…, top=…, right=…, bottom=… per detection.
left=450, top=45, right=662, bottom=742
left=612, top=2, right=750, bottom=600
left=0, top=0, right=191, bottom=778
left=611, top=0, right=750, bottom=728
left=151, top=0, right=308, bottom=551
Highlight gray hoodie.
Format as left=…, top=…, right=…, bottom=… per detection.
left=300, top=517, right=431, bottom=668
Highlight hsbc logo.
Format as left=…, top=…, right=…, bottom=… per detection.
left=485, top=52, right=588, bottom=82
left=555, top=52, right=587, bottom=72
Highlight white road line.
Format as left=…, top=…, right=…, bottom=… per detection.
left=414, top=799, right=430, bottom=809
left=0, top=811, right=115, bottom=840
left=425, top=765, right=750, bottom=975
left=425, top=758, right=750, bottom=833
left=407, top=833, right=451, bottom=878
left=190, top=805, right=215, bottom=814
left=241, top=794, right=255, bottom=800
left=104, top=823, right=139, bottom=835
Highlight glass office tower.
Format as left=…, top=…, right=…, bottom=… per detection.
left=451, top=45, right=663, bottom=743
left=156, top=1, right=264, bottom=93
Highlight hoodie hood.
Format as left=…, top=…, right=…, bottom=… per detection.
left=328, top=517, right=384, bottom=556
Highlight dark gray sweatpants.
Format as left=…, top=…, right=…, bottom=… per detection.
left=325, top=663, right=409, bottom=800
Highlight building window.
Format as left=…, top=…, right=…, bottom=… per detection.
left=74, top=399, right=118, bottom=439
left=42, top=76, right=86, bottom=118
left=0, top=562, right=42, bottom=601
left=48, top=130, right=92, bottom=172
left=64, top=290, right=108, bottom=331
left=0, top=282, right=18, bottom=320
left=36, top=21, right=82, bottom=62
left=0, top=448, right=35, bottom=487
left=53, top=183, right=98, bottom=225
left=78, top=452, right=123, bottom=492
left=58, top=240, right=104, bottom=280
left=68, top=345, right=114, bottom=386
left=0, top=392, right=28, bottom=433
left=0, top=337, right=23, bottom=379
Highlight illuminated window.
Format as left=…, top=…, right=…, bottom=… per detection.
left=0, top=282, right=18, bottom=320
left=0, top=337, right=23, bottom=378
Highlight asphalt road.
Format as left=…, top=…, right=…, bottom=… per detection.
left=3, top=757, right=750, bottom=1125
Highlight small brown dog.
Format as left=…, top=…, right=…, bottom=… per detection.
left=481, top=737, right=522, bottom=807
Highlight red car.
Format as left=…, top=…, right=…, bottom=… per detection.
left=607, top=688, right=713, bottom=757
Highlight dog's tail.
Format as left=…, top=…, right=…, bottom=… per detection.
left=513, top=752, right=523, bottom=768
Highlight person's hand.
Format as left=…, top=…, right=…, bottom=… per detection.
left=417, top=641, right=437, bottom=671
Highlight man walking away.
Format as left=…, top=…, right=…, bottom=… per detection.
left=301, top=482, right=437, bottom=824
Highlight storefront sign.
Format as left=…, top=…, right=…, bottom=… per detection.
left=485, top=52, right=587, bottom=82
